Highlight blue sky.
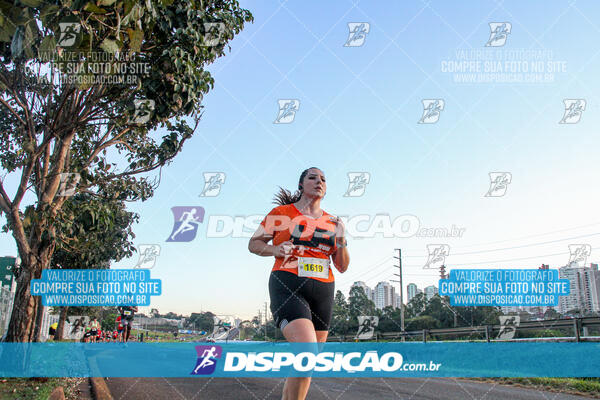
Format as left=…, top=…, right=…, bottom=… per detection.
left=2, top=0, right=600, bottom=320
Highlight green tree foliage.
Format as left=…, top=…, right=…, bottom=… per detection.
left=423, top=296, right=456, bottom=328
left=456, top=304, right=502, bottom=327
left=186, top=312, right=214, bottom=332
left=26, top=192, right=138, bottom=340
left=0, top=0, right=253, bottom=341
left=51, top=193, right=138, bottom=269
left=348, top=286, right=376, bottom=319
left=377, top=305, right=402, bottom=333
left=347, top=286, right=377, bottom=335
left=330, top=290, right=349, bottom=336
left=405, top=315, right=440, bottom=331
left=405, top=292, right=427, bottom=319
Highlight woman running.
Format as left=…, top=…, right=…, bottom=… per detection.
left=249, top=167, right=350, bottom=400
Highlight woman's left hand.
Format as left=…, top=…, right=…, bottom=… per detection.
left=329, top=216, right=346, bottom=241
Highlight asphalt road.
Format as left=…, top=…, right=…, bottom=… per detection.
left=103, top=377, right=594, bottom=399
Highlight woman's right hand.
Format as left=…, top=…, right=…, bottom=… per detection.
left=273, top=241, right=294, bottom=257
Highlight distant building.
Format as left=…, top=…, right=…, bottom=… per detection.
left=424, top=285, right=438, bottom=301
left=0, top=256, right=17, bottom=292
left=518, top=264, right=554, bottom=315
left=407, top=283, right=418, bottom=302
left=500, top=305, right=522, bottom=314
left=394, top=293, right=402, bottom=308
left=351, top=281, right=372, bottom=301
left=558, top=263, right=600, bottom=315
left=373, top=282, right=395, bottom=309
left=582, top=264, right=600, bottom=313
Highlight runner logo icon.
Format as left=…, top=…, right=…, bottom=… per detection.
left=423, top=244, right=450, bottom=269
left=568, top=244, right=591, bottom=268
left=166, top=207, right=205, bottom=242
left=344, top=172, right=370, bottom=197
left=274, top=99, right=300, bottom=124
left=191, top=345, right=222, bottom=375
left=418, top=99, right=444, bottom=124
left=200, top=172, right=226, bottom=197
left=57, top=20, right=82, bottom=48
left=344, top=23, right=370, bottom=47
left=57, top=173, right=80, bottom=197
left=485, top=172, right=512, bottom=197
left=485, top=22, right=511, bottom=47
left=134, top=244, right=161, bottom=269
left=559, top=99, right=586, bottom=124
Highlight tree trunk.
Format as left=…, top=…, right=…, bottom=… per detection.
left=5, top=254, right=49, bottom=342
left=33, top=297, right=44, bottom=342
left=4, top=267, right=37, bottom=342
left=54, top=306, right=69, bottom=341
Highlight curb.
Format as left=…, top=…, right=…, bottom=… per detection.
left=48, top=386, right=65, bottom=400
left=90, top=377, right=113, bottom=400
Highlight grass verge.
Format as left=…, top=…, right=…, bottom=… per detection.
left=468, top=377, right=600, bottom=398
left=0, top=377, right=85, bottom=400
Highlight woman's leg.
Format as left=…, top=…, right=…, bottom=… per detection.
left=315, top=330, right=328, bottom=343
left=281, top=318, right=317, bottom=400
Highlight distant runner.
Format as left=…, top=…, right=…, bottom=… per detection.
left=89, top=317, right=100, bottom=343
left=115, top=315, right=124, bottom=342
left=48, top=322, right=58, bottom=339
left=118, top=305, right=138, bottom=342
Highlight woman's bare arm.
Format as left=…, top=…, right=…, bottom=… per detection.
left=332, top=241, right=350, bottom=273
left=330, top=216, right=349, bottom=273
left=249, top=225, right=295, bottom=258
left=248, top=225, right=276, bottom=256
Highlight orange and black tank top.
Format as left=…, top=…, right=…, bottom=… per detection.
left=260, top=203, right=339, bottom=283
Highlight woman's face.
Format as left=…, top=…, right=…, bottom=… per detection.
left=301, top=168, right=326, bottom=199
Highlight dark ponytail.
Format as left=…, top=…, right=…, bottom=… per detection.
left=273, top=187, right=302, bottom=205
left=273, top=167, right=321, bottom=206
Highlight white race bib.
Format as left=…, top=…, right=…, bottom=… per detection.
left=297, top=257, right=329, bottom=279
left=124, top=310, right=131, bottom=316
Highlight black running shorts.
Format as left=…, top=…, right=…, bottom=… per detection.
left=121, top=317, right=133, bottom=328
left=268, top=270, right=335, bottom=331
